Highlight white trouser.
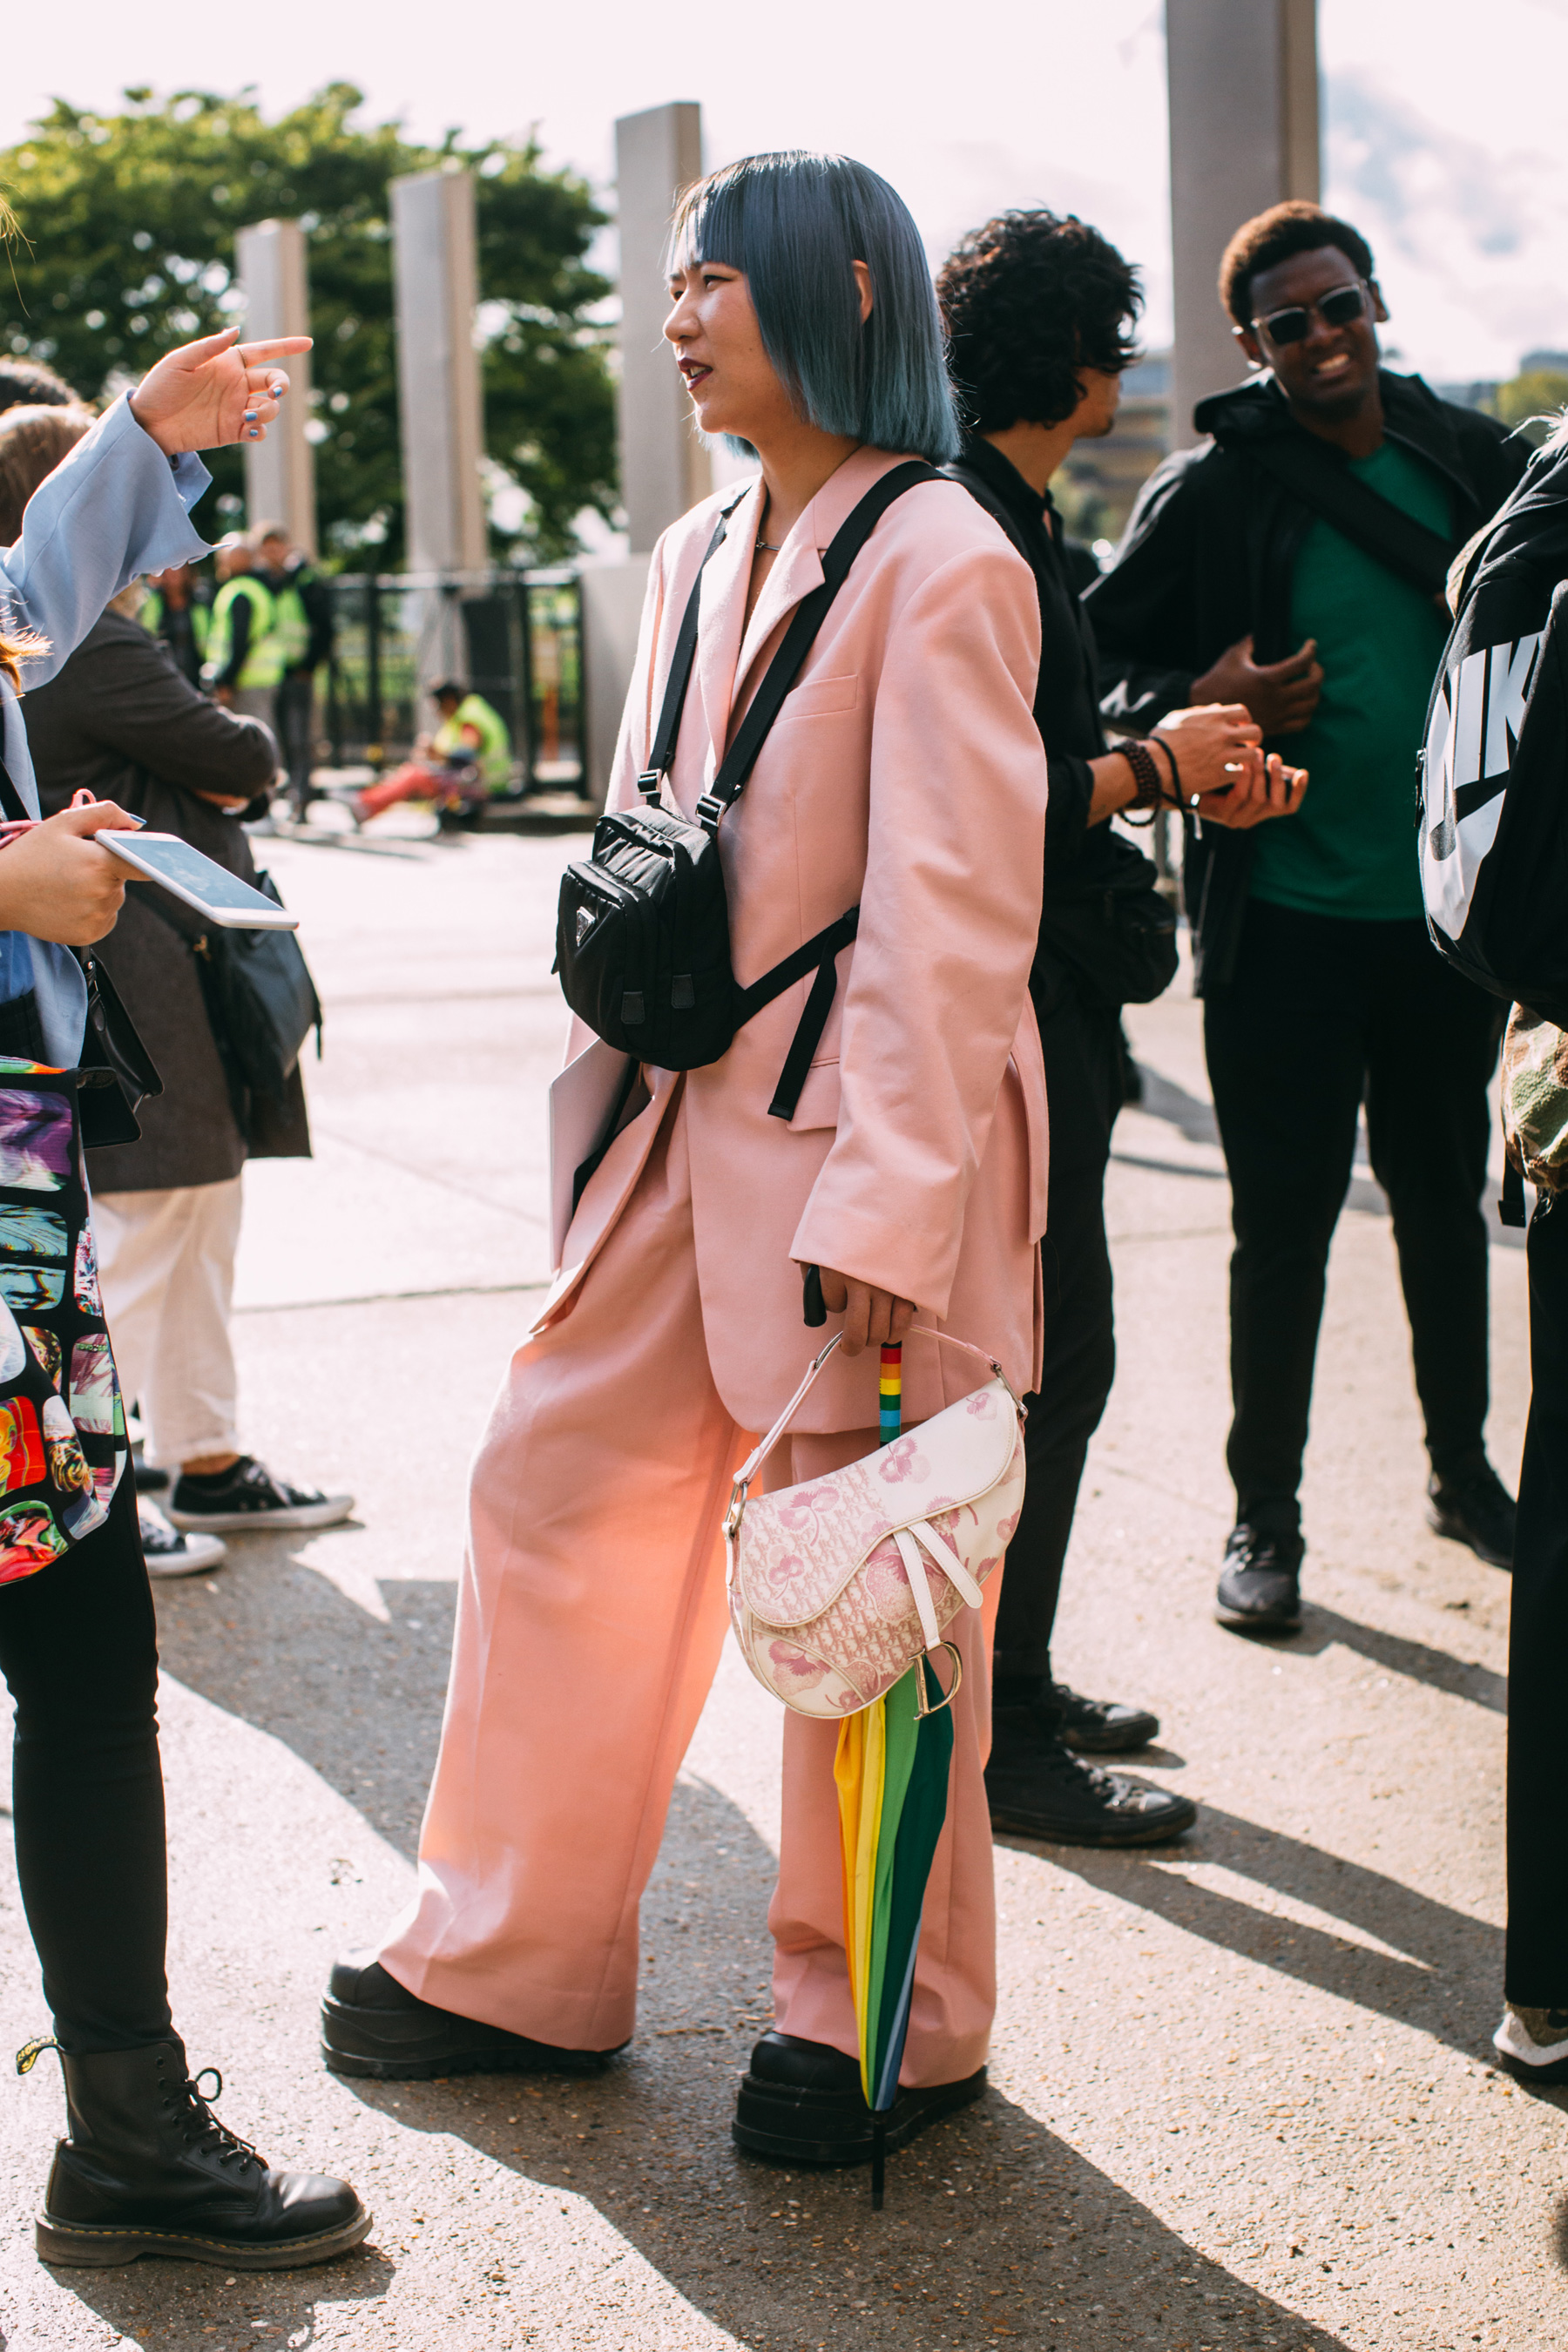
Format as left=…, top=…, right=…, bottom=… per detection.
left=92, top=1179, right=244, bottom=1469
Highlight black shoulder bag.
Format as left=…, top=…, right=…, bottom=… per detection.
left=556, top=461, right=939, bottom=1121
left=1239, top=433, right=1460, bottom=600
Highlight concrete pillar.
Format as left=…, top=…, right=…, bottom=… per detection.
left=390, top=168, right=488, bottom=578
left=614, top=102, right=710, bottom=554
left=236, top=220, right=316, bottom=555
left=1166, top=0, right=1321, bottom=447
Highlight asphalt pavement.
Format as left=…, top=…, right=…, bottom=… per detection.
left=0, top=809, right=1553, bottom=2352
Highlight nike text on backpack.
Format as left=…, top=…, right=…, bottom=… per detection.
left=1417, top=441, right=1568, bottom=1028
left=554, top=463, right=940, bottom=1120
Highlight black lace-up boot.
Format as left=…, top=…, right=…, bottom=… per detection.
left=27, top=2037, right=370, bottom=2269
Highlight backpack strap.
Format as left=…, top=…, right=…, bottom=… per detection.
left=638, top=484, right=752, bottom=800
left=1236, top=432, right=1456, bottom=599
left=695, top=460, right=941, bottom=834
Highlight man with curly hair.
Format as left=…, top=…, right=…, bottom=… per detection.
left=938, top=211, right=1296, bottom=1843
left=1086, top=200, right=1531, bottom=1630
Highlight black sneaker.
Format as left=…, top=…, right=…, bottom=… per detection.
left=1494, top=2004, right=1568, bottom=2083
left=321, top=1952, right=620, bottom=2082
left=138, top=1502, right=226, bottom=1581
left=132, top=1460, right=169, bottom=1495
left=1215, top=1525, right=1304, bottom=1631
left=1050, top=1681, right=1159, bottom=1754
left=732, top=2032, right=985, bottom=2168
left=168, top=1457, right=354, bottom=1535
left=986, top=1700, right=1195, bottom=1847
left=1428, top=1464, right=1516, bottom=1570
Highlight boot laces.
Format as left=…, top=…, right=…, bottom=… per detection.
left=169, top=2065, right=262, bottom=2171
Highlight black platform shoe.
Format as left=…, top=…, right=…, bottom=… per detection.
left=27, top=2037, right=370, bottom=2270
left=322, top=1951, right=621, bottom=2082
left=733, top=2030, right=985, bottom=2186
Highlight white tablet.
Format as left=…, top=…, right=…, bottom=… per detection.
left=98, top=832, right=300, bottom=929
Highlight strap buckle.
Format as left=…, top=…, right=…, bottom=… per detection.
left=695, top=792, right=726, bottom=834
left=636, top=768, right=664, bottom=802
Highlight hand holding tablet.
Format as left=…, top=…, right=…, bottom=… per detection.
left=96, top=833, right=300, bottom=930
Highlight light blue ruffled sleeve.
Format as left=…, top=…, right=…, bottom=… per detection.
left=0, top=395, right=212, bottom=1065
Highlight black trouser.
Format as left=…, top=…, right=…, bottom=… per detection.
left=0, top=1473, right=171, bottom=2052
left=992, top=989, right=1123, bottom=1682
left=1204, top=901, right=1502, bottom=1538
left=274, top=672, right=315, bottom=814
left=1506, top=1194, right=1568, bottom=2004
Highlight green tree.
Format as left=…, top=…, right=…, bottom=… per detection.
left=0, top=84, right=618, bottom=564
left=1492, top=368, right=1568, bottom=448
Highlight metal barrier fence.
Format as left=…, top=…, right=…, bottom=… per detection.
left=321, top=569, right=585, bottom=795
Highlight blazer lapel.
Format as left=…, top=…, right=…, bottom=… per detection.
left=725, top=447, right=907, bottom=734
left=694, top=476, right=762, bottom=773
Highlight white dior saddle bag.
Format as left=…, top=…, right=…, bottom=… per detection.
left=724, top=1330, right=1026, bottom=1719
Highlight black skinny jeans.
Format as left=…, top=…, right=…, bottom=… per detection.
left=0, top=1472, right=171, bottom=2051
left=1506, top=1193, right=1568, bottom=2004
left=992, top=989, right=1122, bottom=1683
left=1204, top=901, right=1502, bottom=1538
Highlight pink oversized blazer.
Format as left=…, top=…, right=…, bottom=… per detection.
left=538, top=445, right=1051, bottom=1435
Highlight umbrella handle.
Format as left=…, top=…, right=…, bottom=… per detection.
left=913, top=1642, right=963, bottom=1719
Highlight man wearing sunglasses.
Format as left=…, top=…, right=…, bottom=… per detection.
left=1087, top=201, right=1531, bottom=1631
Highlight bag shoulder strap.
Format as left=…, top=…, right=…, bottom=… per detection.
left=640, top=460, right=942, bottom=824
left=641, top=485, right=751, bottom=787
left=727, top=1327, right=1018, bottom=1524
left=1237, top=432, right=1456, bottom=598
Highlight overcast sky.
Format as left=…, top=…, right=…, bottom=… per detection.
left=5, top=0, right=1566, bottom=384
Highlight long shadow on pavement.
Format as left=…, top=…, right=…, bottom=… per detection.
left=1019, top=1808, right=1501, bottom=2064
left=149, top=1549, right=1353, bottom=2349
left=1275, top=1603, right=1507, bottom=1714
left=150, top=1534, right=459, bottom=1860
left=324, top=1769, right=1354, bottom=2352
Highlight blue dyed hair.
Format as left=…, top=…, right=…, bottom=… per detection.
left=670, top=152, right=960, bottom=465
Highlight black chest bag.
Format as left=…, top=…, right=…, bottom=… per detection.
left=555, top=461, right=938, bottom=1122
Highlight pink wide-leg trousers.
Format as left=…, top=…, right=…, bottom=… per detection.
left=379, top=1091, right=1000, bottom=2085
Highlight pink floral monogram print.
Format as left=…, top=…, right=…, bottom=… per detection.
left=729, top=1372, right=1027, bottom=1718
left=878, top=1435, right=929, bottom=1484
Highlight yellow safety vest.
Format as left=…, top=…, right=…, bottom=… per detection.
left=206, top=576, right=285, bottom=690
left=433, top=693, right=511, bottom=793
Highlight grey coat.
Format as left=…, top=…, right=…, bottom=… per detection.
left=24, top=609, right=312, bottom=1189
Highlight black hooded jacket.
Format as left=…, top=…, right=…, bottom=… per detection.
left=1085, top=369, right=1529, bottom=992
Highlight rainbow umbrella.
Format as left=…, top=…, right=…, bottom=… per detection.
left=835, top=1342, right=957, bottom=2206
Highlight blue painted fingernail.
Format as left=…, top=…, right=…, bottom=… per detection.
left=243, top=410, right=256, bottom=422
left=248, top=428, right=260, bottom=440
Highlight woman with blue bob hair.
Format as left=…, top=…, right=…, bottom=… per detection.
left=331, top=152, right=1051, bottom=2178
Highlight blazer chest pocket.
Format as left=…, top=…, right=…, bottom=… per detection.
left=781, top=672, right=859, bottom=721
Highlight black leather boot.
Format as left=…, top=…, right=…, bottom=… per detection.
left=30, top=2038, right=371, bottom=2270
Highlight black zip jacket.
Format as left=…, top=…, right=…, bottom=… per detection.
left=1085, top=369, right=1529, bottom=992
left=945, top=435, right=1158, bottom=990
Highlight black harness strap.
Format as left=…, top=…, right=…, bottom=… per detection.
left=639, top=488, right=750, bottom=796
left=734, top=904, right=862, bottom=1119
left=636, top=460, right=941, bottom=1121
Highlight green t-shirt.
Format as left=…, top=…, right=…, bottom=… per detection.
left=1247, top=440, right=1452, bottom=922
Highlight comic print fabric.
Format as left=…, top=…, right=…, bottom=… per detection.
left=0, top=1061, right=125, bottom=1583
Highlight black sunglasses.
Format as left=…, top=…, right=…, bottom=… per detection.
left=1253, top=280, right=1369, bottom=347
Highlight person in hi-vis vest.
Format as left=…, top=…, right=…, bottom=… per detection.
left=203, top=535, right=285, bottom=727
left=255, top=522, right=334, bottom=820
left=355, top=680, right=512, bottom=829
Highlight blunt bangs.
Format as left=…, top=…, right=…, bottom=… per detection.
left=671, top=152, right=959, bottom=464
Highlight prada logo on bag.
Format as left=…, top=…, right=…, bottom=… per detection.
left=574, top=905, right=598, bottom=948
